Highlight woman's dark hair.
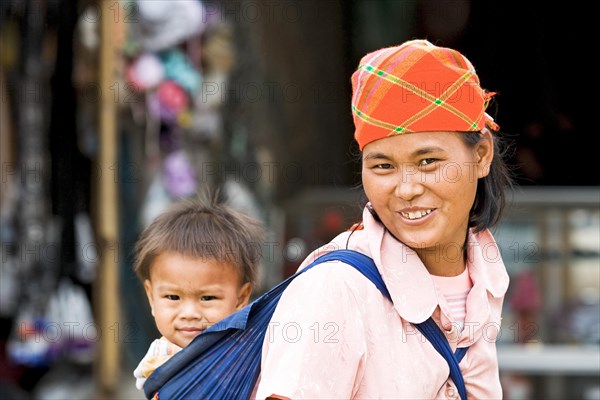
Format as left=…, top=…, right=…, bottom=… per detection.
left=463, top=130, right=515, bottom=233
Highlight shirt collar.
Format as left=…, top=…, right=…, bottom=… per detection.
left=362, top=207, right=438, bottom=323
left=361, top=206, right=509, bottom=323
left=465, top=228, right=510, bottom=298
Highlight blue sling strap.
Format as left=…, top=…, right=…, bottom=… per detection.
left=144, top=249, right=468, bottom=400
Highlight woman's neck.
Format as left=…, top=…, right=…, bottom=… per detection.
left=416, top=244, right=467, bottom=277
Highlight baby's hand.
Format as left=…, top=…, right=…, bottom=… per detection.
left=157, top=336, right=182, bottom=355
left=134, top=337, right=185, bottom=390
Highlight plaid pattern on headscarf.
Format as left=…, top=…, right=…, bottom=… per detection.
left=351, top=39, right=499, bottom=150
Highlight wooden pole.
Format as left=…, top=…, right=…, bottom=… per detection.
left=96, top=0, right=120, bottom=394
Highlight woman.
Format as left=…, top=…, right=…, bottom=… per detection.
left=255, top=39, right=513, bottom=399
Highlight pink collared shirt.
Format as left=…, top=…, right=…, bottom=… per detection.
left=254, top=206, right=509, bottom=400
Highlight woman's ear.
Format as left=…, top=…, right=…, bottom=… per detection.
left=476, top=129, right=494, bottom=179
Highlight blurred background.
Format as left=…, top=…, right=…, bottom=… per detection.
left=0, top=0, right=598, bottom=399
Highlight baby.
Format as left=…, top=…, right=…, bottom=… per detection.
left=132, top=196, right=264, bottom=390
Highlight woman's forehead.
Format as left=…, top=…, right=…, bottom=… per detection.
left=362, top=131, right=465, bottom=154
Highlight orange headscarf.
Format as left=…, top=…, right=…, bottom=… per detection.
left=352, top=39, right=499, bottom=150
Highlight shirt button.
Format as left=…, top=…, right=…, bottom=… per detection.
left=445, top=385, right=459, bottom=400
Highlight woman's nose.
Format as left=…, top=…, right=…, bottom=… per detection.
left=394, top=166, right=425, bottom=201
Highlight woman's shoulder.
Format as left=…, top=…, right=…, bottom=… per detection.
left=289, top=249, right=383, bottom=303
left=298, top=226, right=371, bottom=266
left=271, top=258, right=387, bottom=330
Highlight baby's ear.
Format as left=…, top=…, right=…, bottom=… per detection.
left=237, top=282, right=252, bottom=309
left=144, top=279, right=155, bottom=316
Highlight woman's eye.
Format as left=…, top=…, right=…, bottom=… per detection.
left=419, top=158, right=437, bottom=166
left=201, top=296, right=217, bottom=301
left=165, top=295, right=180, bottom=301
left=375, top=163, right=393, bottom=169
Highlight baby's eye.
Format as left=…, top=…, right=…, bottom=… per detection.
left=200, top=295, right=217, bottom=301
left=165, top=295, right=180, bottom=301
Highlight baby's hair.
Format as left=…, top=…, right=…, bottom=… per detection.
left=133, top=192, right=265, bottom=287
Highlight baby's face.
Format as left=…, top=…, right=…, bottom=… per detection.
left=144, top=251, right=252, bottom=348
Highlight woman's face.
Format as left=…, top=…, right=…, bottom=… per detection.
left=361, top=131, right=493, bottom=256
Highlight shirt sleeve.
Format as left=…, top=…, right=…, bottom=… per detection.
left=461, top=338, right=503, bottom=399
left=255, top=263, right=368, bottom=400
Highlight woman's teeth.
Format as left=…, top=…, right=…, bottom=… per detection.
left=401, top=209, right=433, bottom=220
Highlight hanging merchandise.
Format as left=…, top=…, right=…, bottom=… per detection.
left=7, top=278, right=96, bottom=367
left=121, top=0, right=222, bottom=229
left=140, top=150, right=198, bottom=228
left=73, top=212, right=98, bottom=284
left=194, top=21, right=236, bottom=111
left=140, top=175, right=172, bottom=229
left=187, top=22, right=235, bottom=144
left=0, top=66, right=19, bottom=318
left=7, top=215, right=65, bottom=368
left=223, top=179, right=265, bottom=223
left=160, top=49, right=202, bottom=94
left=8, top=0, right=58, bottom=373
left=126, top=53, right=164, bottom=92
left=73, top=3, right=100, bottom=160
left=163, top=150, right=198, bottom=199
left=136, top=0, right=206, bottom=53
left=6, top=305, right=60, bottom=367
left=46, top=278, right=96, bottom=364
left=0, top=254, right=19, bottom=317
left=148, top=80, right=190, bottom=126
left=0, top=0, right=101, bottom=382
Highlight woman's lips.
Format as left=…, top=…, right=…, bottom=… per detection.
left=398, top=208, right=436, bottom=224
left=400, top=209, right=433, bottom=220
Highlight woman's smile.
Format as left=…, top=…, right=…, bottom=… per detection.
left=398, top=208, right=437, bottom=224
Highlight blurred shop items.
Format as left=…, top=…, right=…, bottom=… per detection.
left=567, top=289, right=600, bottom=344
left=126, top=53, right=164, bottom=91
left=7, top=279, right=95, bottom=367
left=509, top=269, right=542, bottom=344
left=553, top=288, right=600, bottom=345
left=31, top=361, right=94, bottom=400
left=502, top=269, right=543, bottom=399
left=1, top=0, right=99, bottom=395
left=570, top=209, right=600, bottom=256
left=118, top=0, right=268, bottom=377
left=501, top=373, right=534, bottom=400
left=122, top=0, right=265, bottom=230
left=495, top=188, right=600, bottom=399
left=162, top=149, right=197, bottom=199
left=136, top=0, right=206, bottom=53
